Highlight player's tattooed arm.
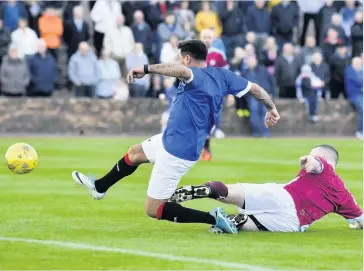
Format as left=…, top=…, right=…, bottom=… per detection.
left=148, top=64, right=192, bottom=81
left=249, top=83, right=275, bottom=111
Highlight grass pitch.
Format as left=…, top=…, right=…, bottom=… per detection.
left=0, top=137, right=362, bottom=270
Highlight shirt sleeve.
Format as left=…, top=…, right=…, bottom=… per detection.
left=182, top=67, right=203, bottom=89
left=223, top=69, right=252, bottom=97
left=336, top=192, right=363, bottom=223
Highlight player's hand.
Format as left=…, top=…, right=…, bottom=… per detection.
left=265, top=108, right=280, bottom=127
left=127, top=67, right=145, bottom=83
left=300, top=155, right=318, bottom=173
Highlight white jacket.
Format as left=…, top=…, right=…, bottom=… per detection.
left=103, top=26, right=135, bottom=58
left=90, top=0, right=122, bottom=34
left=160, top=42, right=179, bottom=64
left=11, top=28, right=38, bottom=58
left=297, top=0, right=324, bottom=14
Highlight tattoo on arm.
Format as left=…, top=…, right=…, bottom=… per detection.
left=148, top=64, right=191, bottom=81
left=250, top=83, right=275, bottom=110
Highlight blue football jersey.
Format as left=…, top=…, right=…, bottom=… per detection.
left=162, top=66, right=252, bottom=161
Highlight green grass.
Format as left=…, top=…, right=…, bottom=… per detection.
left=0, top=137, right=362, bottom=270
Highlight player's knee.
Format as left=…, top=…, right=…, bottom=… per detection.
left=144, top=203, right=158, bottom=218
left=127, top=144, right=146, bottom=165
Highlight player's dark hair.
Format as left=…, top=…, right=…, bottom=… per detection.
left=314, top=144, right=339, bottom=164
left=178, top=40, right=207, bottom=61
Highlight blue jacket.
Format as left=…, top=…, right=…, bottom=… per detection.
left=345, top=65, right=363, bottom=100
left=28, top=53, right=57, bottom=93
left=246, top=5, right=270, bottom=34
left=0, top=1, right=27, bottom=32
left=243, top=65, right=276, bottom=95
left=68, top=51, right=98, bottom=86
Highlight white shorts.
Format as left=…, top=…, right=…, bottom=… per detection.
left=141, top=134, right=197, bottom=200
left=237, top=183, right=300, bottom=232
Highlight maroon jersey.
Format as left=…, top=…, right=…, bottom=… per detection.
left=284, top=157, right=363, bottom=231
left=206, top=48, right=229, bottom=69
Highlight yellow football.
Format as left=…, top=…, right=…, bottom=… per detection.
left=5, top=143, right=38, bottom=174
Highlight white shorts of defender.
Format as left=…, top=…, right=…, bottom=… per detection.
left=141, top=133, right=197, bottom=200
left=237, top=183, right=300, bottom=232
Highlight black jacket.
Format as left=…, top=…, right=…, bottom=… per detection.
left=330, top=54, right=350, bottom=83
left=351, top=22, right=363, bottom=57
left=131, top=22, right=153, bottom=56
left=63, top=20, right=90, bottom=58
left=311, top=62, right=330, bottom=86
left=246, top=5, right=270, bottom=34
left=0, top=26, right=10, bottom=58
left=219, top=6, right=245, bottom=36
left=317, top=5, right=337, bottom=33
left=275, top=56, right=301, bottom=87
left=271, top=3, right=299, bottom=36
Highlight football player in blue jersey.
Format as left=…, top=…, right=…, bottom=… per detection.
left=72, top=40, right=280, bottom=234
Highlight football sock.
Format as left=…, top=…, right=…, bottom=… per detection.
left=204, top=139, right=210, bottom=152
left=205, top=181, right=228, bottom=199
left=157, top=202, right=216, bottom=225
left=94, top=153, right=138, bottom=193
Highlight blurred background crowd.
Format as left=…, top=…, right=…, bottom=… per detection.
left=0, top=0, right=362, bottom=137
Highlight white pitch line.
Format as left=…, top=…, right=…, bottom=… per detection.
left=0, top=236, right=274, bottom=271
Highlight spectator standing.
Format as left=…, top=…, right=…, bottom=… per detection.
left=25, top=0, right=42, bottom=33
left=321, top=13, right=347, bottom=45
left=28, top=39, right=57, bottom=97
left=262, top=36, right=278, bottom=77
left=126, top=43, right=150, bottom=97
left=11, top=18, right=37, bottom=59
left=175, top=0, right=195, bottom=27
left=0, top=45, right=29, bottom=97
left=0, top=19, right=11, bottom=66
left=0, top=0, right=27, bottom=32
left=345, top=57, right=363, bottom=139
left=311, top=52, right=330, bottom=99
left=301, top=36, right=323, bottom=65
left=244, top=55, right=276, bottom=137
left=38, top=8, right=63, bottom=60
left=340, top=0, right=358, bottom=38
left=351, top=10, right=363, bottom=57
left=104, top=15, right=135, bottom=77
left=246, top=0, right=270, bottom=52
left=68, top=42, right=98, bottom=98
left=219, top=0, right=245, bottom=59
left=90, top=0, right=122, bottom=57
left=160, top=34, right=179, bottom=63
left=271, top=0, right=299, bottom=50
left=322, top=28, right=343, bottom=63
left=63, top=5, right=90, bottom=61
left=317, top=0, right=337, bottom=46
left=275, top=43, right=301, bottom=98
left=131, top=10, right=153, bottom=59
left=329, top=44, right=351, bottom=99
left=296, top=65, right=324, bottom=123
left=157, top=13, right=186, bottom=43
left=297, top=0, right=325, bottom=46
left=96, top=48, right=121, bottom=99
left=195, top=1, right=222, bottom=37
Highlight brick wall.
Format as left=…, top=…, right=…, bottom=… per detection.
left=0, top=98, right=357, bottom=135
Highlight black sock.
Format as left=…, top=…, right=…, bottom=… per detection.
left=204, top=138, right=210, bottom=152
left=94, top=154, right=138, bottom=193
left=157, top=202, right=216, bottom=225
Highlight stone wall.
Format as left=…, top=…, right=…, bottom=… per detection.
left=0, top=98, right=357, bottom=135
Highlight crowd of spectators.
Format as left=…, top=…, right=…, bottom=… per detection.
left=0, top=0, right=362, bottom=136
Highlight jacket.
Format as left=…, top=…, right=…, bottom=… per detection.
left=322, top=38, right=343, bottom=62
left=0, top=55, right=29, bottom=94
left=195, top=11, right=222, bottom=37
left=0, top=27, right=11, bottom=58
left=345, top=65, right=363, bottom=99
left=246, top=5, right=270, bottom=34
left=96, top=58, right=121, bottom=98
left=68, top=51, right=98, bottom=86
left=311, top=62, right=330, bottom=87
left=351, top=22, right=363, bottom=57
left=11, top=27, right=38, bottom=57
left=126, top=52, right=150, bottom=89
left=329, top=53, right=350, bottom=83
left=243, top=65, right=276, bottom=95
left=63, top=20, right=90, bottom=57
left=0, top=1, right=27, bottom=31
left=104, top=25, right=135, bottom=58
left=28, top=53, right=57, bottom=92
left=271, top=2, right=299, bottom=35
left=90, top=0, right=122, bottom=34
left=38, top=14, right=63, bottom=49
left=131, top=22, right=153, bottom=56
left=157, top=22, right=186, bottom=43
left=220, top=6, right=245, bottom=36
left=275, top=55, right=301, bottom=87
